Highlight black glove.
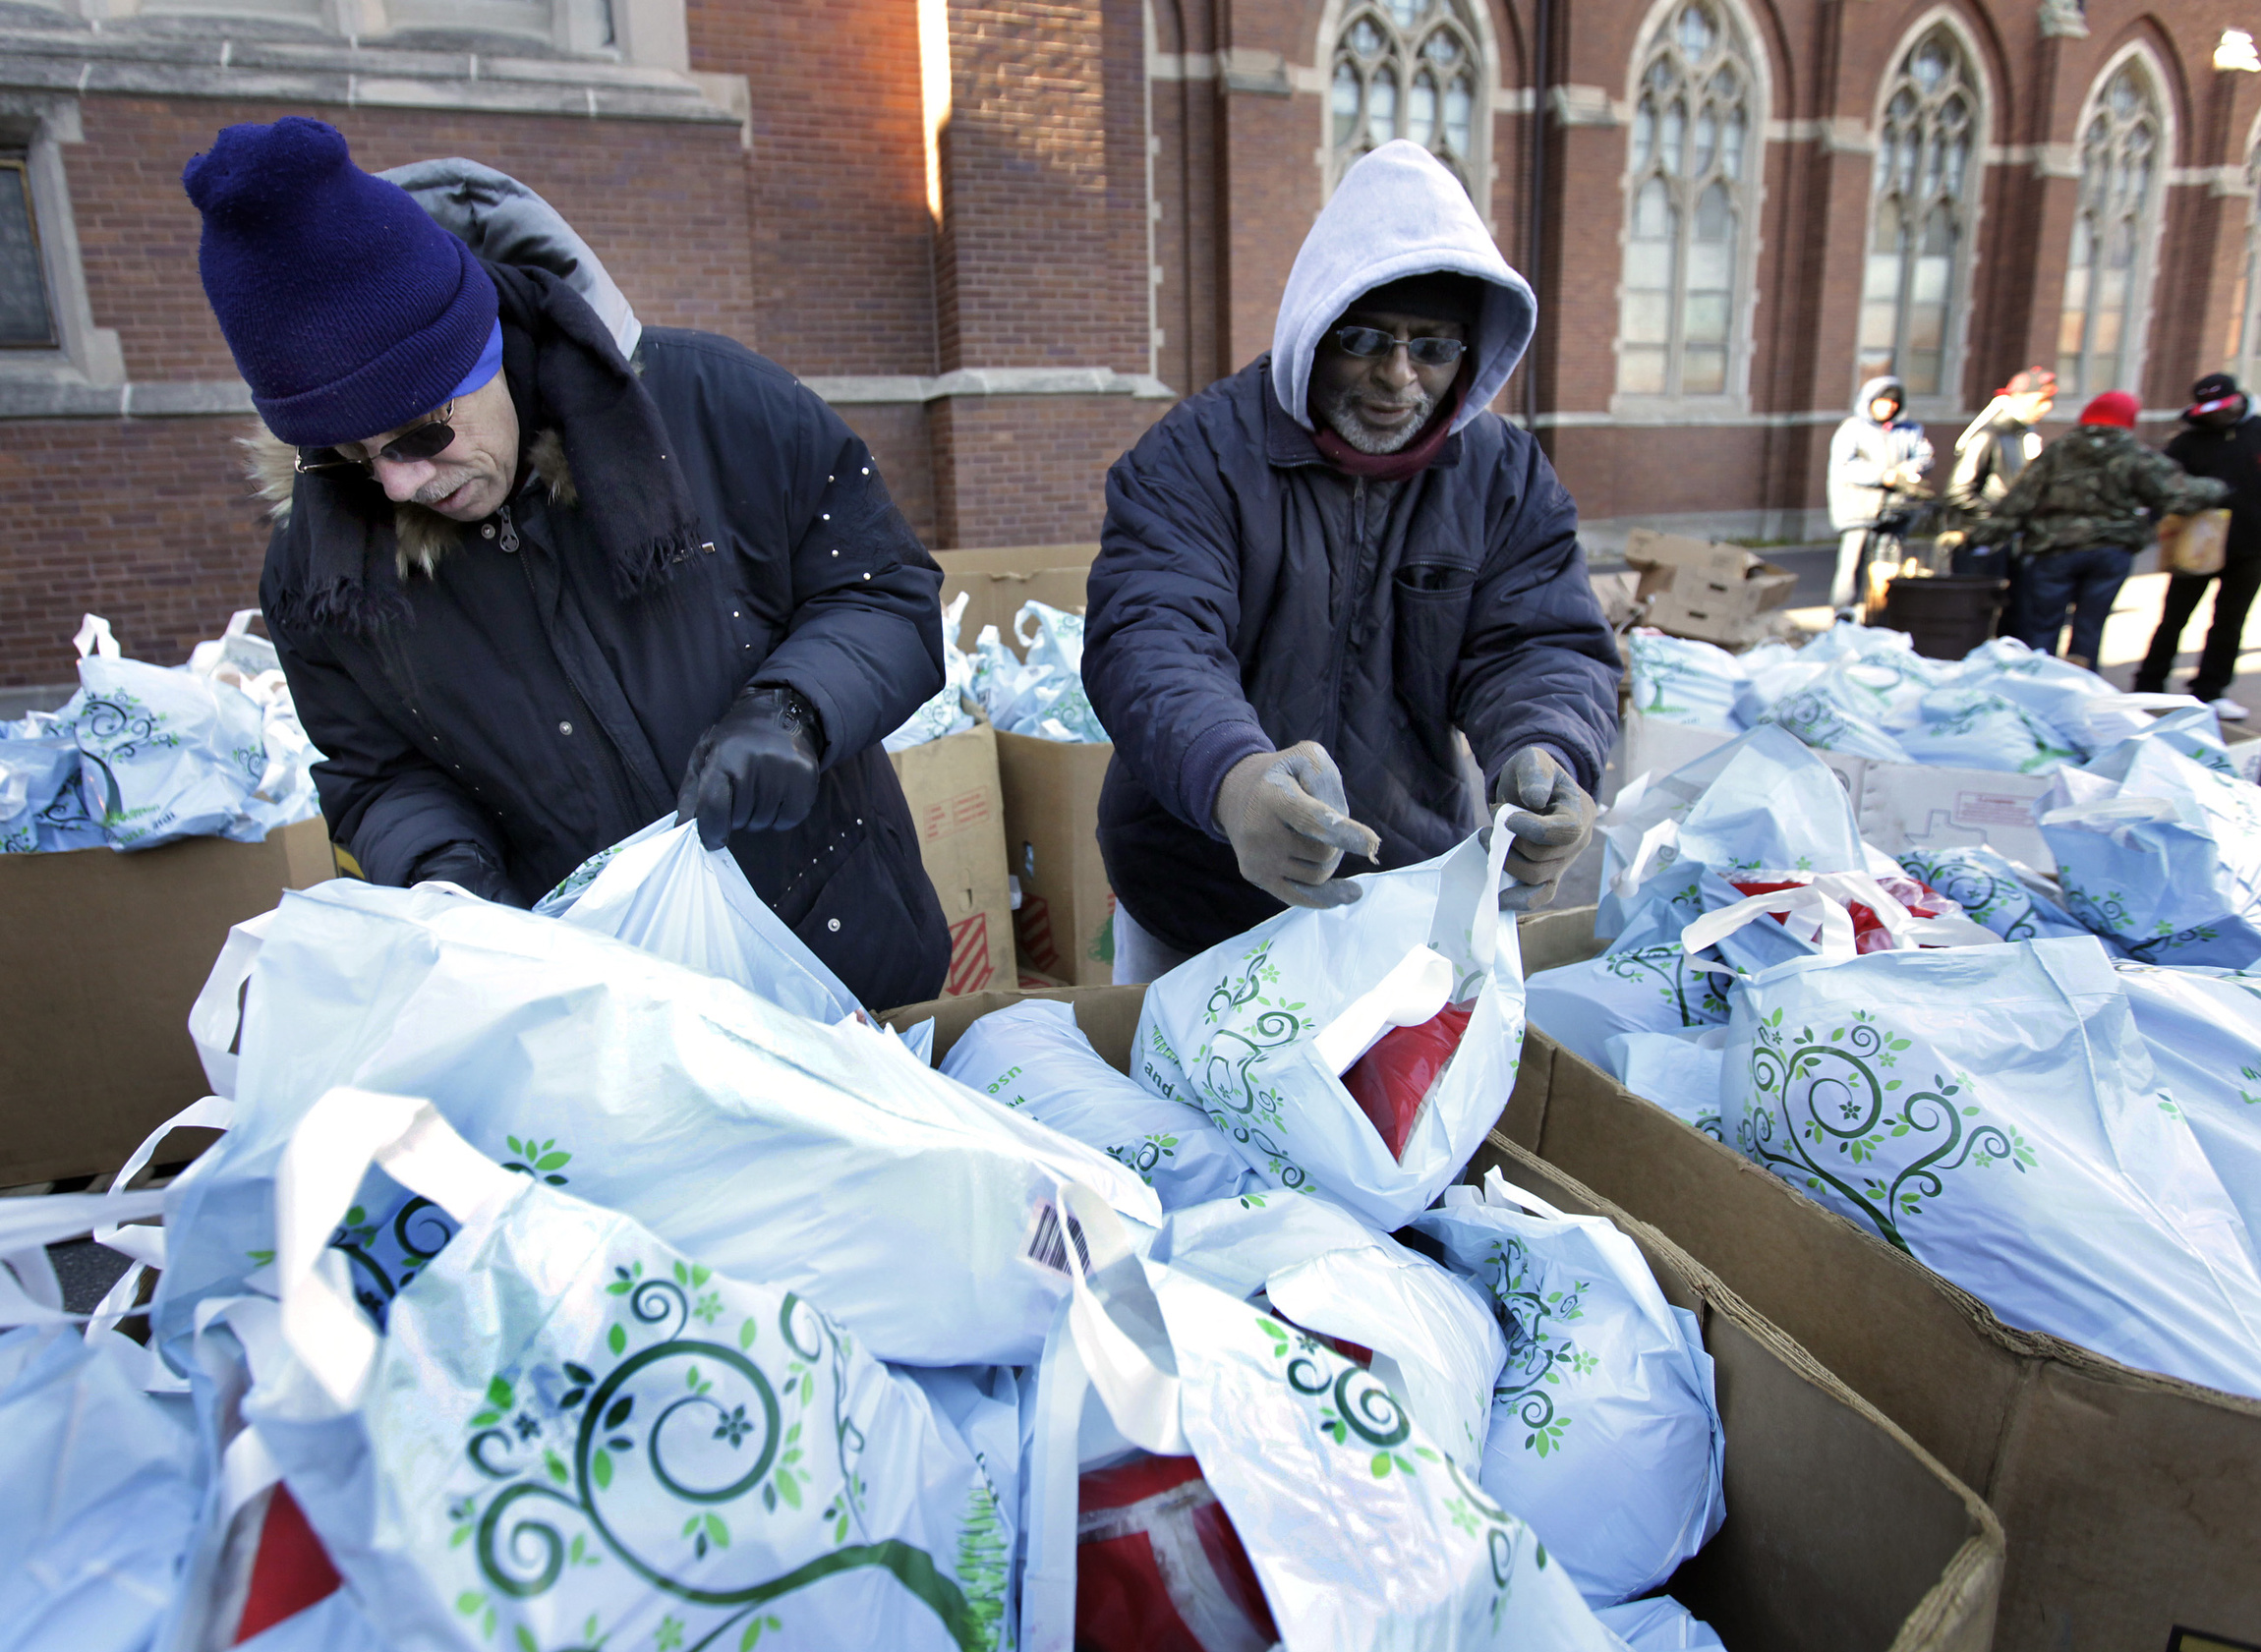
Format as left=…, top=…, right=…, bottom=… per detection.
left=407, top=840, right=520, bottom=905
left=677, top=685, right=825, bottom=850
left=1486, top=747, right=1597, bottom=913
left=1212, top=741, right=1382, bottom=910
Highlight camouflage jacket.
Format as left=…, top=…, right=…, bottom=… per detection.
left=1968, top=425, right=2228, bottom=554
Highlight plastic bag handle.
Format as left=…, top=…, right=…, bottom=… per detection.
left=0, top=1188, right=168, bottom=1329
left=276, top=1089, right=524, bottom=1406
left=189, top=912, right=274, bottom=1099
left=1056, top=1180, right=1188, bottom=1457
left=1310, top=943, right=1455, bottom=1073
left=223, top=608, right=260, bottom=639
left=1480, top=1164, right=1568, bottom=1222
left=1681, top=883, right=1857, bottom=960
left=73, top=613, right=119, bottom=660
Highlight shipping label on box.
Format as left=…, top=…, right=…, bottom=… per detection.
left=994, top=730, right=1117, bottom=986
left=887, top=720, right=1015, bottom=996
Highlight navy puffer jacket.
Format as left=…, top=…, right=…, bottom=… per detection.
left=261, top=321, right=951, bottom=1010
left=1083, top=357, right=1622, bottom=956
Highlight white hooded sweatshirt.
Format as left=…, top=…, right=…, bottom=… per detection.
left=1269, top=141, right=1536, bottom=434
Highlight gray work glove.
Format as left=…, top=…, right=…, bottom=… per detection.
left=1486, top=747, right=1597, bottom=913
left=1213, top=742, right=1382, bottom=910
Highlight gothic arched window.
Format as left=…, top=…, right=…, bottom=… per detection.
left=1858, top=28, right=1982, bottom=399
left=1617, top=1, right=1761, bottom=399
left=1328, top=0, right=1486, bottom=194
left=2058, top=59, right=2165, bottom=397
left=2232, top=148, right=2261, bottom=390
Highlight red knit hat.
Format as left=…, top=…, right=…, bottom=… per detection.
left=2078, top=390, right=2140, bottom=428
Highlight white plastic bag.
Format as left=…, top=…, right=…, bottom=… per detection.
left=1411, top=1170, right=1726, bottom=1607
left=1892, top=686, right=2078, bottom=774
left=940, top=998, right=1252, bottom=1210
left=536, top=817, right=862, bottom=1021
left=2112, top=960, right=2261, bottom=1254
left=155, top=879, right=1159, bottom=1372
left=1594, top=1595, right=1728, bottom=1650
left=1893, top=845, right=2089, bottom=942
left=1601, top=1029, right=1726, bottom=1141
left=241, top=1087, right=1021, bottom=1652
left=0, top=1323, right=201, bottom=1652
left=1722, top=938, right=2261, bottom=1397
left=1626, top=632, right=1745, bottom=734
left=1149, top=1192, right=1507, bottom=1463
left=2040, top=733, right=2261, bottom=965
left=0, top=735, right=101, bottom=852
left=1022, top=1185, right=1619, bottom=1652
left=885, top=592, right=978, bottom=753
left=61, top=614, right=268, bottom=849
left=969, top=602, right=1108, bottom=744
left=1134, top=810, right=1525, bottom=1230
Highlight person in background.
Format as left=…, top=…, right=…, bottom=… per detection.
left=1945, top=367, right=2057, bottom=518
left=2133, top=372, right=2261, bottom=720
left=1826, top=376, right=1934, bottom=613
left=1080, top=142, right=1619, bottom=983
left=1967, top=390, right=2228, bottom=670
left=183, top=118, right=951, bottom=1009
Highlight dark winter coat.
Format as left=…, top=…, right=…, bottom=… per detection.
left=258, top=320, right=952, bottom=1010
left=1082, top=357, right=1622, bottom=957
left=2166, top=407, right=2261, bottom=567
left=1969, top=424, right=2229, bottom=557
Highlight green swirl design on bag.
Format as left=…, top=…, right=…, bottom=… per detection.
left=1476, top=1237, right=1596, bottom=1458
left=1741, top=1009, right=2035, bottom=1254
left=1191, top=942, right=1312, bottom=1188
left=453, top=1269, right=987, bottom=1652
left=1602, top=943, right=1729, bottom=1026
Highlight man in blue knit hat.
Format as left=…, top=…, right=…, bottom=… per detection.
left=185, top=117, right=952, bottom=1009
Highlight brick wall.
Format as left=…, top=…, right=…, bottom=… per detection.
left=689, top=0, right=937, bottom=376
left=0, top=419, right=269, bottom=687
left=65, top=97, right=757, bottom=383
left=935, top=0, right=1153, bottom=372
left=928, top=393, right=1168, bottom=546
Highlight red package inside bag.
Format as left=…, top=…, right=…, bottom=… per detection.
left=1730, top=878, right=1947, bottom=956
left=1075, top=1453, right=1279, bottom=1652
left=1339, top=1002, right=1474, bottom=1160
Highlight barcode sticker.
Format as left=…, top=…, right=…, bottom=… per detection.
left=1022, top=1200, right=1090, bottom=1277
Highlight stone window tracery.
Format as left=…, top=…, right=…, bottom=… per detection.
left=1858, top=27, right=1982, bottom=400
left=1617, top=0, right=1759, bottom=399
left=2058, top=59, right=2165, bottom=397
left=1328, top=0, right=1486, bottom=195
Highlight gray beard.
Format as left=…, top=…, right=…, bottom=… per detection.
left=1315, top=381, right=1437, bottom=454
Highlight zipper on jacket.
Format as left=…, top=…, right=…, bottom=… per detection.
left=496, top=503, right=520, bottom=554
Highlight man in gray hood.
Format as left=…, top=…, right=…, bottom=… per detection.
left=1826, top=374, right=1934, bottom=611
left=1082, top=142, right=1620, bottom=979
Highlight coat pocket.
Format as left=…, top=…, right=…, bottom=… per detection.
left=1391, top=566, right=1477, bottom=769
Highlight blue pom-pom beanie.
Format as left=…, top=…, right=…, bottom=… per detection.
left=183, top=117, right=498, bottom=448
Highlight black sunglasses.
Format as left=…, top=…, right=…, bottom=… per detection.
left=295, top=400, right=458, bottom=476
left=1331, top=326, right=1468, bottom=368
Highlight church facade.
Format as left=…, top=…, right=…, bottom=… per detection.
left=0, top=0, right=2254, bottom=682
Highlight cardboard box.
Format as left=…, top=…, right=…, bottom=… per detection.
left=1515, top=905, right=2261, bottom=1652
left=0, top=818, right=334, bottom=1187
left=1624, top=529, right=1797, bottom=647
left=994, top=729, right=1116, bottom=985
left=1617, top=709, right=2060, bottom=870
left=935, top=544, right=1098, bottom=652
left=879, top=982, right=2005, bottom=1652
left=887, top=719, right=1015, bottom=996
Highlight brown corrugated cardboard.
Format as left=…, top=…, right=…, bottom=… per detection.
left=1515, top=905, right=2261, bottom=1652
left=1625, top=530, right=1797, bottom=647
left=0, top=818, right=335, bottom=1187
left=935, top=545, right=1098, bottom=655
left=994, top=729, right=1116, bottom=985
left=879, top=981, right=2004, bottom=1652
left=887, top=719, right=1015, bottom=996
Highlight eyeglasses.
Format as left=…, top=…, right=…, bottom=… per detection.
left=295, top=401, right=457, bottom=476
left=1330, top=326, right=1468, bottom=368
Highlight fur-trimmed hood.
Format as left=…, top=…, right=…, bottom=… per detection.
left=243, top=424, right=574, bottom=581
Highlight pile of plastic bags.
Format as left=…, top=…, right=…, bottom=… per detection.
left=971, top=600, right=1109, bottom=743
left=1, top=611, right=323, bottom=853
left=1629, top=622, right=2247, bottom=779
left=1527, top=722, right=2261, bottom=1400
left=7, top=801, right=1730, bottom=1652
left=883, top=592, right=979, bottom=752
